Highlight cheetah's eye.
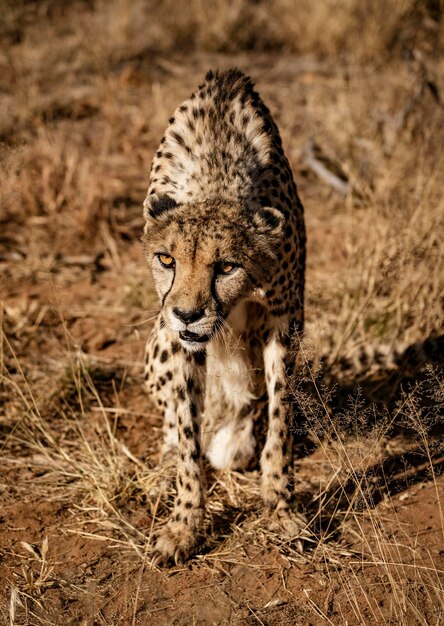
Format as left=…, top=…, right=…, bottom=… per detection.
left=157, top=253, right=175, bottom=269
left=217, top=262, right=237, bottom=275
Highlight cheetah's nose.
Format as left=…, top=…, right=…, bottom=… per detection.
left=173, top=307, right=205, bottom=324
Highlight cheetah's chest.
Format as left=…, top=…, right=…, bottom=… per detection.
left=205, top=302, right=257, bottom=418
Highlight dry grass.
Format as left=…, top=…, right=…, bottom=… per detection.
left=5, top=0, right=441, bottom=61
left=2, top=335, right=443, bottom=624
left=1, top=0, right=443, bottom=624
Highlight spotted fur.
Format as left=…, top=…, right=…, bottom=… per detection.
left=142, top=69, right=306, bottom=563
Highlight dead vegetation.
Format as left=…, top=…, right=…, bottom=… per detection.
left=1, top=1, right=443, bottom=624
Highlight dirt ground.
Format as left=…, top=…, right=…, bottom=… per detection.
left=1, top=2, right=443, bottom=625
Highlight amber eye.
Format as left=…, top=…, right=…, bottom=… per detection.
left=158, top=253, right=175, bottom=268
left=218, top=262, right=236, bottom=275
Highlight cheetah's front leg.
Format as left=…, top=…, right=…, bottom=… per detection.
left=153, top=345, right=207, bottom=564
left=261, top=319, right=306, bottom=541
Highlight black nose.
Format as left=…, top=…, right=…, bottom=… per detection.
left=173, top=307, right=205, bottom=324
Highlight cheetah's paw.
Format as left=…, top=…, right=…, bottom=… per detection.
left=151, top=522, right=199, bottom=566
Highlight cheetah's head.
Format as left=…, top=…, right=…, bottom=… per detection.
left=142, top=195, right=284, bottom=350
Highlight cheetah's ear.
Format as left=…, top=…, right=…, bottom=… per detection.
left=143, top=193, right=180, bottom=221
left=251, top=207, right=285, bottom=239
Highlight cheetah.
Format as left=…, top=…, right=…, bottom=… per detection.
left=142, top=69, right=306, bottom=563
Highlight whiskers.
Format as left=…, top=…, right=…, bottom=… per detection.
left=124, top=308, right=160, bottom=329
left=211, top=316, right=239, bottom=358
left=143, top=312, right=163, bottom=347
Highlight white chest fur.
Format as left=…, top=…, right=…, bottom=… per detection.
left=205, top=302, right=256, bottom=416
left=204, top=302, right=259, bottom=470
